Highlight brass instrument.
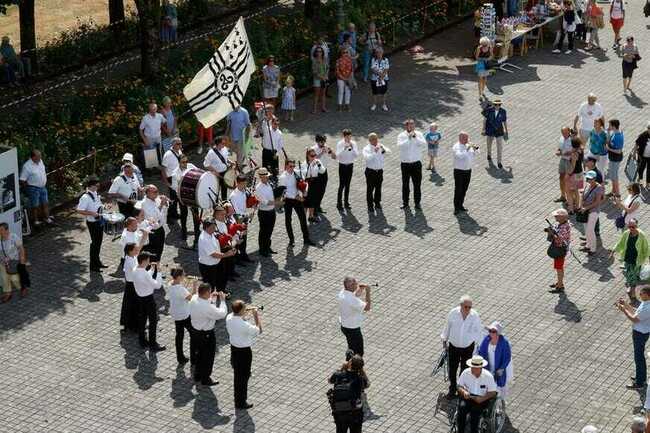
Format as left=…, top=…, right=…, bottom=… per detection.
left=243, top=305, right=264, bottom=313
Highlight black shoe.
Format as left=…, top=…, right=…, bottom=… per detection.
left=344, top=204, right=352, bottom=210
left=454, top=209, right=461, bottom=215
left=548, top=287, right=565, bottom=294
left=150, top=344, right=167, bottom=352
left=90, top=267, right=103, bottom=273
left=178, top=356, right=190, bottom=364
left=400, top=204, right=409, bottom=210
left=236, top=403, right=254, bottom=409
left=98, top=263, right=109, bottom=269
left=487, top=155, right=492, bottom=161
left=368, top=206, right=375, bottom=212
left=414, top=204, right=422, bottom=210
left=181, top=231, right=188, bottom=241
left=579, top=236, right=587, bottom=241
left=269, top=249, right=278, bottom=254
left=288, top=240, right=295, bottom=247
left=460, top=207, right=467, bottom=212
left=336, top=204, right=344, bottom=211
left=626, top=383, right=645, bottom=390
left=305, top=239, right=317, bottom=246
left=201, top=379, right=219, bottom=386
left=497, top=163, right=503, bottom=169
left=375, top=203, right=382, bottom=210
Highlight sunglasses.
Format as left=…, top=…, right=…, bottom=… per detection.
left=489, top=329, right=498, bottom=334
left=463, top=305, right=472, bottom=310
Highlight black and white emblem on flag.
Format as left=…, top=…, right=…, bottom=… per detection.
left=184, top=17, right=256, bottom=128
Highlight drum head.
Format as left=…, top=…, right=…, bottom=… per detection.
left=196, top=172, right=219, bottom=209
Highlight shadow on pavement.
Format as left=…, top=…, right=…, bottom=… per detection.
left=553, top=291, right=584, bottom=323
left=403, top=208, right=434, bottom=238
left=454, top=212, right=488, bottom=236
left=368, top=210, right=397, bottom=236
left=170, top=364, right=196, bottom=408
left=192, top=387, right=231, bottom=429
left=234, top=409, right=255, bottom=432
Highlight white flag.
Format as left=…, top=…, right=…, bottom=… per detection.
left=183, top=17, right=256, bottom=128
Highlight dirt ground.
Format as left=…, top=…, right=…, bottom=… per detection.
left=0, top=0, right=137, bottom=51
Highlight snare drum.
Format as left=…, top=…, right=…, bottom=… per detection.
left=178, top=168, right=219, bottom=209
left=102, top=212, right=126, bottom=236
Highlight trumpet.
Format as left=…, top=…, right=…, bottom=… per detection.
left=244, top=305, right=264, bottom=312
left=358, top=283, right=379, bottom=289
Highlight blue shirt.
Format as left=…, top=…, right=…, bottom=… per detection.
left=589, top=129, right=608, bottom=156
left=425, top=131, right=442, bottom=148
left=484, top=108, right=507, bottom=137
left=227, top=108, right=251, bottom=142
left=609, top=131, right=624, bottom=150
left=634, top=301, right=650, bottom=334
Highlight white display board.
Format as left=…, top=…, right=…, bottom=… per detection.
left=0, top=147, right=23, bottom=241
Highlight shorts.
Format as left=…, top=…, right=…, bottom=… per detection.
left=370, top=80, right=388, bottom=95
left=313, top=79, right=327, bottom=88
left=608, top=159, right=621, bottom=181
left=558, top=158, right=572, bottom=174
left=25, top=185, right=48, bottom=207
left=553, top=256, right=565, bottom=270
left=428, top=145, right=439, bottom=157
left=610, top=17, right=624, bottom=33
left=622, top=60, right=636, bottom=78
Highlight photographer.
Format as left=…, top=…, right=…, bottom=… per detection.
left=328, top=354, right=368, bottom=433
left=452, top=132, right=479, bottom=215
left=546, top=209, right=571, bottom=293
left=616, top=286, right=650, bottom=390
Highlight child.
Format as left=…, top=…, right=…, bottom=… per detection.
left=425, top=123, right=442, bottom=171
left=281, top=75, right=296, bottom=121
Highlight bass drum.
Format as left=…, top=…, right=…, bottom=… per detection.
left=222, top=151, right=238, bottom=190
left=178, top=168, right=219, bottom=210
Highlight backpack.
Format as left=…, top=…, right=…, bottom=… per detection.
left=327, top=372, right=361, bottom=413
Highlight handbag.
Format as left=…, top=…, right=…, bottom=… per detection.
left=625, top=154, right=638, bottom=182
left=1, top=238, right=20, bottom=275
left=547, top=243, right=567, bottom=259
left=616, top=195, right=639, bottom=229
left=595, top=14, right=605, bottom=29
left=576, top=186, right=597, bottom=223
left=634, top=53, right=642, bottom=61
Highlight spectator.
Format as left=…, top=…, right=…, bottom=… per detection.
left=553, top=0, right=577, bottom=54
left=160, top=96, right=177, bottom=154
left=574, top=0, right=587, bottom=42
left=336, top=47, right=354, bottom=112
left=482, top=98, right=508, bottom=169
left=359, top=22, right=383, bottom=83
left=548, top=208, right=571, bottom=293
left=579, top=170, right=604, bottom=256
left=280, top=75, right=296, bottom=121
left=588, top=117, right=608, bottom=173
left=573, top=93, right=604, bottom=147
left=226, top=104, right=251, bottom=165
left=609, top=0, right=625, bottom=48
left=19, top=149, right=54, bottom=226
left=121, top=153, right=144, bottom=185
left=262, top=56, right=281, bottom=107
left=311, top=46, right=329, bottom=114
left=425, top=123, right=442, bottom=172
left=636, top=122, right=650, bottom=189
left=477, top=321, right=513, bottom=400
left=341, top=33, right=359, bottom=70
left=585, top=0, right=603, bottom=50
left=606, top=118, right=624, bottom=197
left=612, top=219, right=649, bottom=299
left=621, top=36, right=640, bottom=93
left=0, top=222, right=30, bottom=302
left=196, top=124, right=213, bottom=156
left=338, top=22, right=358, bottom=52
left=614, top=183, right=642, bottom=227
left=328, top=354, right=368, bottom=433
left=0, top=36, right=21, bottom=85
left=310, top=35, right=330, bottom=65
left=566, top=137, right=584, bottom=214
left=630, top=416, right=646, bottom=433
left=139, top=103, right=166, bottom=163
left=474, top=37, right=493, bottom=98
left=615, top=285, right=650, bottom=390
left=369, top=48, right=390, bottom=112
left=161, top=0, right=178, bottom=42
left=556, top=127, right=574, bottom=203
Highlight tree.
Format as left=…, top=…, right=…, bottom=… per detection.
left=108, top=0, right=126, bottom=36
left=0, top=1, right=37, bottom=74
left=304, top=0, right=320, bottom=21
left=134, top=0, right=161, bottom=82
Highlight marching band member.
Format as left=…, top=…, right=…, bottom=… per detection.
left=139, top=185, right=169, bottom=262
left=119, top=216, right=150, bottom=269
left=229, top=175, right=252, bottom=263
left=174, top=155, right=200, bottom=243
left=189, top=284, right=227, bottom=386
left=203, top=136, right=232, bottom=201
left=452, top=132, right=479, bottom=215
left=362, top=133, right=391, bottom=212
left=311, top=134, right=336, bottom=215
left=161, top=137, right=183, bottom=222
left=121, top=153, right=143, bottom=185
left=198, top=218, right=235, bottom=292
left=260, top=113, right=284, bottom=177
left=301, top=148, right=326, bottom=223
left=108, top=163, right=141, bottom=217
left=166, top=267, right=199, bottom=365
left=121, top=242, right=145, bottom=333
left=76, top=176, right=106, bottom=272
left=133, top=252, right=165, bottom=351
left=215, top=204, right=238, bottom=281
left=278, top=160, right=316, bottom=247
left=338, top=276, right=371, bottom=356
left=254, top=168, right=277, bottom=257
left=396, top=119, right=427, bottom=210
left=226, top=300, right=262, bottom=410
left=335, top=129, right=359, bottom=211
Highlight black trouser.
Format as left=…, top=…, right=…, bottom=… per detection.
left=284, top=198, right=310, bottom=243
left=87, top=220, right=104, bottom=268
left=262, top=148, right=279, bottom=177
left=175, top=317, right=195, bottom=363
left=453, top=169, right=472, bottom=211
left=217, top=172, right=228, bottom=202
left=337, top=163, right=354, bottom=207
left=316, top=171, right=328, bottom=212
left=120, top=281, right=139, bottom=331
left=117, top=201, right=135, bottom=218
left=341, top=326, right=364, bottom=356
left=400, top=161, right=422, bottom=206
left=137, top=294, right=158, bottom=347
left=231, top=345, right=253, bottom=407
left=258, top=209, right=276, bottom=253
left=167, top=177, right=179, bottom=220
left=639, top=156, right=650, bottom=183
left=194, top=329, right=216, bottom=384
left=237, top=235, right=248, bottom=259
left=365, top=168, right=383, bottom=208
left=457, top=397, right=490, bottom=433
left=179, top=204, right=200, bottom=240
left=17, top=263, right=30, bottom=289
left=448, top=343, right=475, bottom=394
left=144, top=227, right=165, bottom=262
left=554, top=29, right=574, bottom=51
left=334, top=410, right=363, bottom=433
left=199, top=262, right=227, bottom=291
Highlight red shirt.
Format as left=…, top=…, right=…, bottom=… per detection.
left=336, top=56, right=353, bottom=80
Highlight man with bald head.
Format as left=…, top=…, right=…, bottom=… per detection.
left=573, top=93, right=604, bottom=145
left=452, top=132, right=479, bottom=215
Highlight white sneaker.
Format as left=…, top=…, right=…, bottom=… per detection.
left=564, top=50, right=572, bottom=54
left=381, top=104, right=389, bottom=112
left=552, top=49, right=561, bottom=54
left=370, top=104, right=377, bottom=111
left=196, top=146, right=203, bottom=155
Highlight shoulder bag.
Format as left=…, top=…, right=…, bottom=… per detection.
left=576, top=186, right=596, bottom=223
left=615, top=195, right=639, bottom=229
left=1, top=238, right=20, bottom=275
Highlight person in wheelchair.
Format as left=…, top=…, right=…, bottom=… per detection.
left=457, top=355, right=498, bottom=433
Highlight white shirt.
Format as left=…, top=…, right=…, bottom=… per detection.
left=255, top=181, right=275, bottom=211
left=278, top=171, right=300, bottom=199
left=20, top=159, right=47, bottom=187
left=610, top=0, right=624, bottom=18
left=311, top=144, right=333, bottom=169
left=132, top=267, right=162, bottom=297
left=229, top=188, right=247, bottom=215
left=120, top=228, right=148, bottom=252
left=172, top=163, right=197, bottom=190
left=204, top=147, right=230, bottom=173
left=198, top=231, right=221, bottom=266
left=452, top=142, right=478, bottom=171
left=139, top=112, right=166, bottom=142
left=167, top=283, right=191, bottom=321
left=0, top=233, right=21, bottom=260
left=336, top=140, right=359, bottom=165
left=363, top=143, right=389, bottom=170
left=624, top=194, right=642, bottom=224
left=109, top=173, right=140, bottom=203
left=162, top=149, right=183, bottom=178
left=261, top=123, right=284, bottom=152
left=140, top=197, right=168, bottom=230
left=190, top=295, right=228, bottom=331
left=226, top=314, right=260, bottom=348
left=76, top=190, right=103, bottom=222
left=458, top=368, right=497, bottom=396
left=338, top=289, right=366, bottom=329
left=397, top=130, right=426, bottom=163
left=301, top=160, right=326, bottom=179
left=440, top=306, right=483, bottom=348
left=123, top=255, right=138, bottom=282
left=577, top=102, right=604, bottom=132
left=558, top=136, right=573, bottom=160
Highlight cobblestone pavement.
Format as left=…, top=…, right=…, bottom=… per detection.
left=3, top=4, right=650, bottom=433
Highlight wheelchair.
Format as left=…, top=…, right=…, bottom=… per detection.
left=448, top=395, right=506, bottom=433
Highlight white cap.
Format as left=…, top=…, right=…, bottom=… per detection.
left=122, top=153, right=134, bottom=162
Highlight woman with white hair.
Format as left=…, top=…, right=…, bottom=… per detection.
left=474, top=37, right=493, bottom=98
left=547, top=208, right=571, bottom=293
left=369, top=47, right=390, bottom=112
left=478, top=321, right=513, bottom=400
